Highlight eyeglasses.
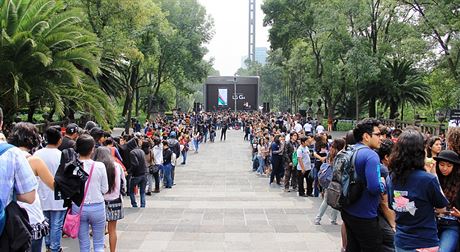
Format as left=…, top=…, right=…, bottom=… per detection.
left=371, top=132, right=382, bottom=137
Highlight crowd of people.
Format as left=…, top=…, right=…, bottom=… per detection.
left=244, top=113, right=460, bottom=252
left=1, top=106, right=460, bottom=252
left=0, top=108, right=238, bottom=252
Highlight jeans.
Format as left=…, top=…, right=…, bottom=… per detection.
left=43, top=210, right=66, bottom=252
left=163, top=163, right=173, bottom=188
left=315, top=198, right=338, bottom=222
left=181, top=151, right=187, bottom=164
left=438, top=224, right=459, bottom=252
left=203, top=132, right=208, bottom=143
left=146, top=173, right=154, bottom=192
left=341, top=210, right=382, bottom=252
left=30, top=238, right=43, bottom=252
left=129, top=175, right=147, bottom=207
left=193, top=140, right=199, bottom=152
left=256, top=156, right=265, bottom=174
left=72, top=202, right=106, bottom=252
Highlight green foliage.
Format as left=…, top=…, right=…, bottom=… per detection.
left=0, top=0, right=114, bottom=128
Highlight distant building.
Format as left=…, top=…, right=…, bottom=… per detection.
left=255, top=47, right=267, bottom=65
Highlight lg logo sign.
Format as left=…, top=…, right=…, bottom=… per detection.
left=232, top=94, right=246, bottom=100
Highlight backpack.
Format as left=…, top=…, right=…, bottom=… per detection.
left=325, top=145, right=367, bottom=210
left=292, top=149, right=298, bottom=167
left=0, top=143, right=14, bottom=235
left=318, top=162, right=333, bottom=188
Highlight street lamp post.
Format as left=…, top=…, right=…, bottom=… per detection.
left=233, top=75, right=237, bottom=112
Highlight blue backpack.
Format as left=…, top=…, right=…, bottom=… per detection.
left=0, top=143, right=14, bottom=234
left=318, top=162, right=333, bottom=188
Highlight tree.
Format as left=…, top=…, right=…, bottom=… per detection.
left=380, top=59, right=431, bottom=119
left=0, top=0, right=114, bottom=127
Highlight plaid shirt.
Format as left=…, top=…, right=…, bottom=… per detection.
left=0, top=142, right=37, bottom=206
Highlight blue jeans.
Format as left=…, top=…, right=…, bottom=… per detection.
left=181, top=151, right=187, bottom=164
left=72, top=202, right=105, bottom=252
left=129, top=175, right=147, bottom=207
left=256, top=156, right=265, bottom=174
left=31, top=238, right=43, bottom=252
left=43, top=210, right=66, bottom=252
left=193, top=140, right=199, bottom=152
left=315, top=197, right=338, bottom=222
left=439, top=224, right=459, bottom=252
left=163, top=163, right=173, bottom=188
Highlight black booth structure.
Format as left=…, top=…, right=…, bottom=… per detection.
left=204, top=76, right=260, bottom=112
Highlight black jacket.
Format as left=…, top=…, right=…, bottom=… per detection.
left=129, top=148, right=147, bottom=177
left=58, top=136, right=75, bottom=151
left=0, top=201, right=32, bottom=252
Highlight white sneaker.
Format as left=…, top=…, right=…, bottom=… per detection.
left=314, top=218, right=321, bottom=225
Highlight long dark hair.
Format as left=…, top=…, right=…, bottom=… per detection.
left=389, top=129, right=425, bottom=185
left=436, top=160, right=460, bottom=208
left=328, top=138, right=346, bottom=164
left=93, top=147, right=116, bottom=193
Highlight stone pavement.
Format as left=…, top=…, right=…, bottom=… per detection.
left=63, top=130, right=342, bottom=251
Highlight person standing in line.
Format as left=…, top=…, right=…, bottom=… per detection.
left=94, top=147, right=125, bottom=252
left=269, top=135, right=283, bottom=186
left=283, top=132, right=299, bottom=192
left=58, top=123, right=79, bottom=151
left=341, top=119, right=383, bottom=251
left=220, top=121, right=228, bottom=141
left=388, top=130, right=448, bottom=252
left=426, top=136, right=442, bottom=158
left=432, top=150, right=460, bottom=252
left=314, top=138, right=345, bottom=225
left=151, top=137, right=163, bottom=193
left=192, top=130, right=200, bottom=153
left=72, top=135, right=108, bottom=252
left=128, top=137, right=147, bottom=208
left=34, top=126, right=67, bottom=252
left=8, top=123, right=54, bottom=252
left=0, top=108, right=37, bottom=251
left=297, top=134, right=315, bottom=197
left=162, top=140, right=173, bottom=188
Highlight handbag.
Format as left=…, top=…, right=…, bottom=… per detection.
left=63, top=163, right=95, bottom=239
left=148, top=151, right=159, bottom=174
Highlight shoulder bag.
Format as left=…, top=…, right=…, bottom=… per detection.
left=63, top=162, right=95, bottom=239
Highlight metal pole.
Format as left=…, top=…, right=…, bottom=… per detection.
left=234, top=76, right=237, bottom=112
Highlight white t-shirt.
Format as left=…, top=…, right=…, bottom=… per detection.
left=80, top=160, right=108, bottom=204
left=316, top=125, right=325, bottom=134
left=303, top=123, right=312, bottom=133
left=296, top=145, right=311, bottom=171
left=294, top=122, right=303, bottom=133
left=18, top=151, right=45, bottom=225
left=34, top=148, right=66, bottom=211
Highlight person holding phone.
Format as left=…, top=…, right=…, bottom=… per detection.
left=433, top=150, right=460, bottom=252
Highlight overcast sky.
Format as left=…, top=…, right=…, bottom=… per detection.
left=198, top=0, right=270, bottom=76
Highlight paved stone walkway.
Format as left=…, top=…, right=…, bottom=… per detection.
left=63, top=130, right=342, bottom=251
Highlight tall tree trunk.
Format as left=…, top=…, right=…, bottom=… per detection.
left=401, top=102, right=405, bottom=121
left=124, top=94, right=133, bottom=134
left=368, top=97, right=376, bottom=118
left=135, top=86, right=140, bottom=117
left=389, top=103, right=398, bottom=119
left=27, top=103, right=37, bottom=122
left=122, top=94, right=130, bottom=117
left=47, top=107, right=55, bottom=122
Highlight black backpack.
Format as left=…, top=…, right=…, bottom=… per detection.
left=325, top=145, right=366, bottom=210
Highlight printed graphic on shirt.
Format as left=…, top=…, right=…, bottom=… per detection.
left=393, top=190, right=417, bottom=216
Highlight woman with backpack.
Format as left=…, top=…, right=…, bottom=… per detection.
left=314, top=138, right=345, bottom=225
left=94, top=147, right=125, bottom=252
left=73, top=134, right=108, bottom=252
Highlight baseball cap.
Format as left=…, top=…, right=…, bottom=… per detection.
left=66, top=123, right=79, bottom=135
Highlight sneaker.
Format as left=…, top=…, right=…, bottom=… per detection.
left=146, top=192, right=152, bottom=196
left=330, top=220, right=338, bottom=225
left=284, top=188, right=291, bottom=192
left=153, top=189, right=160, bottom=193
left=314, top=218, right=321, bottom=225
